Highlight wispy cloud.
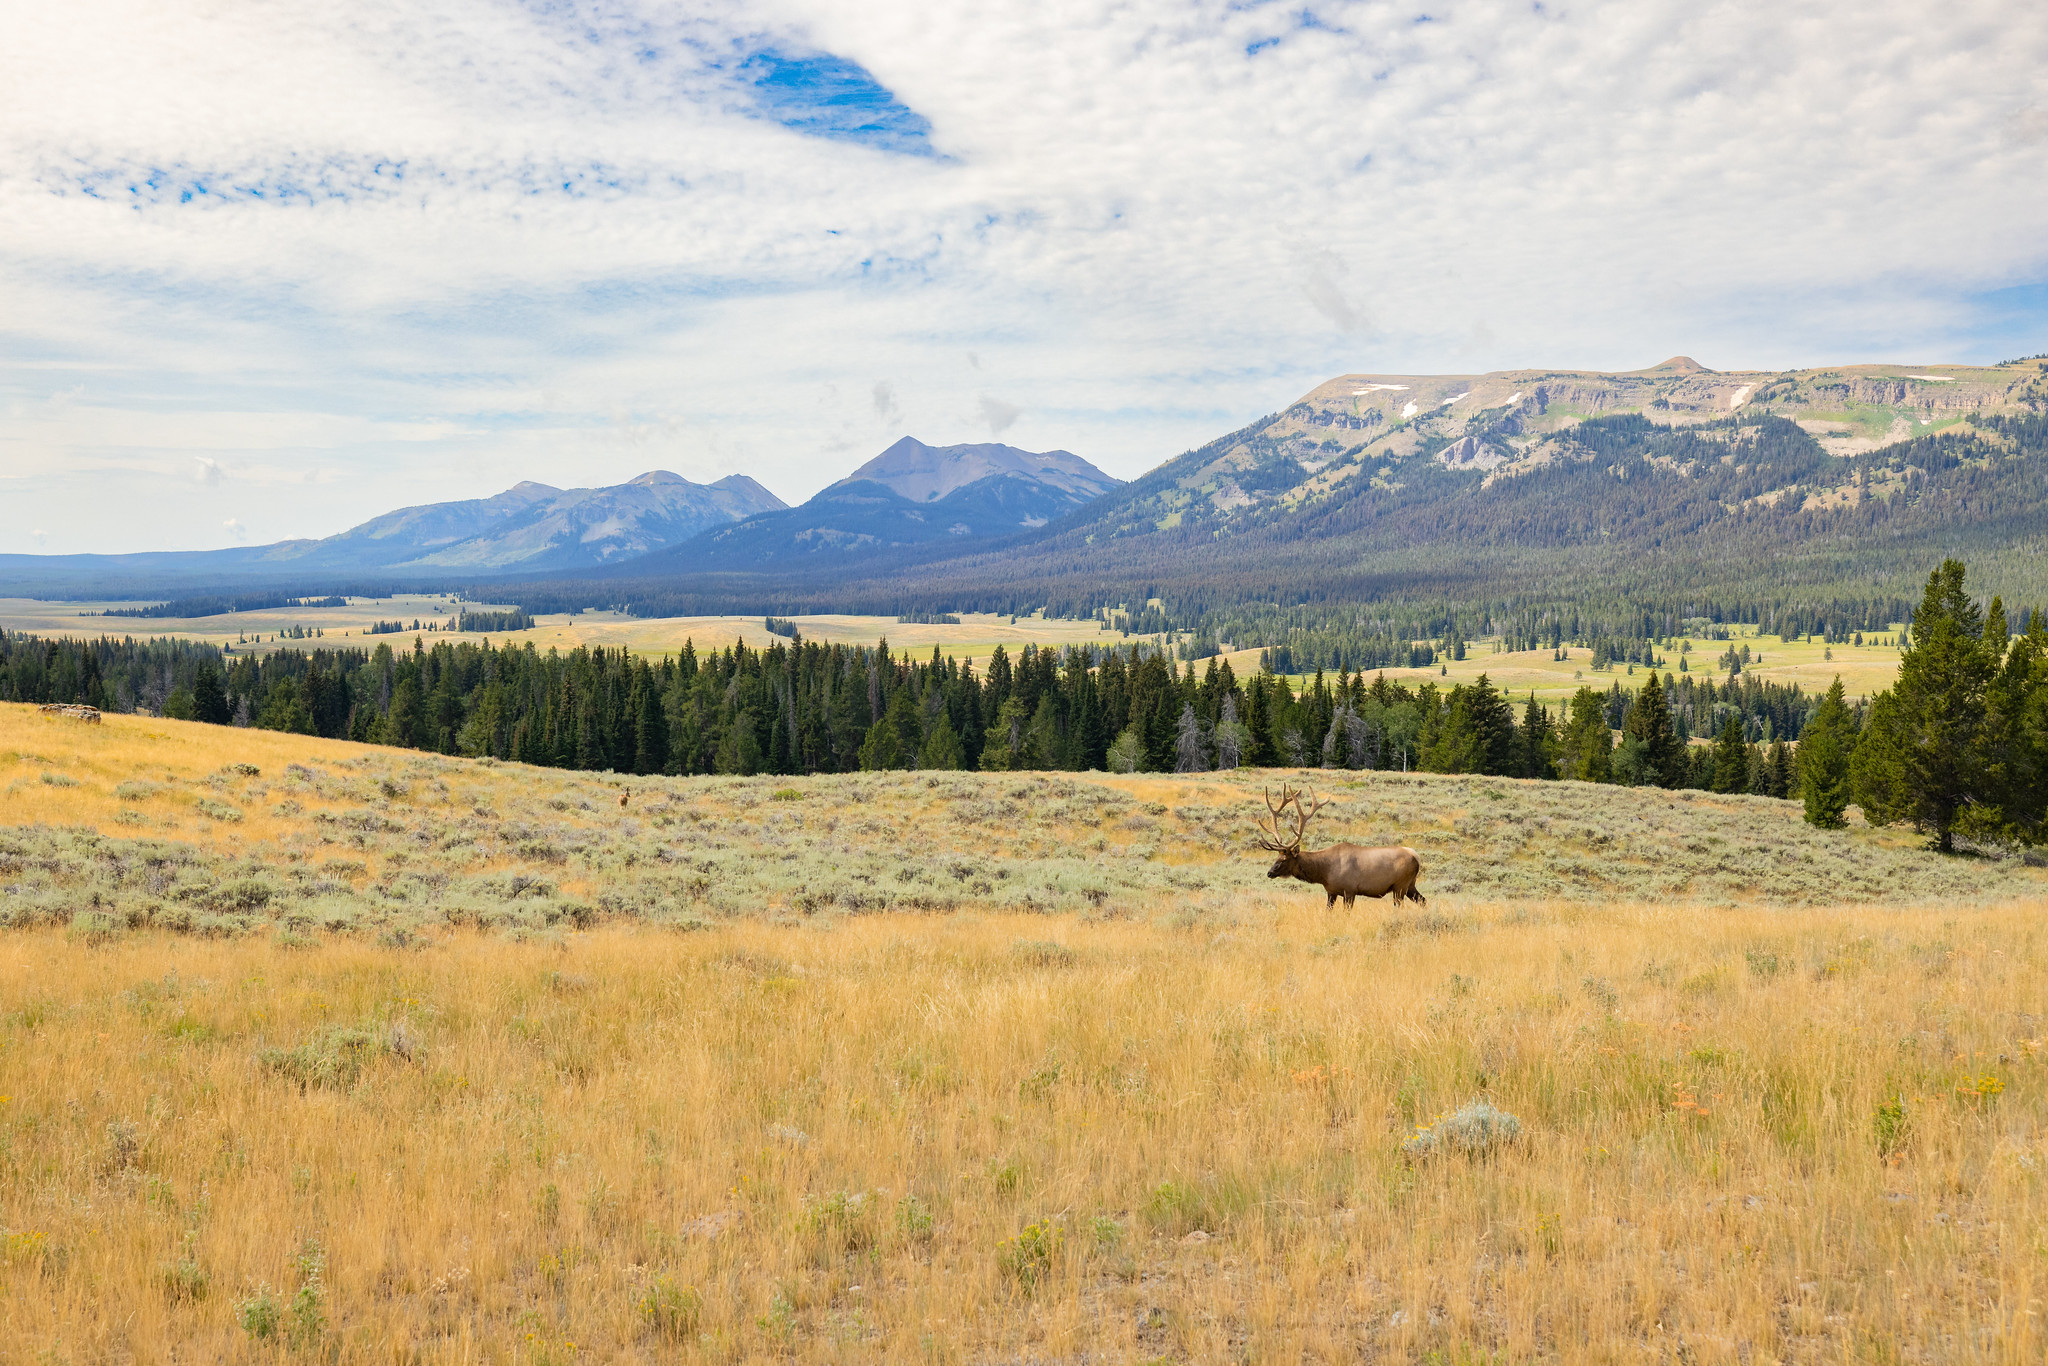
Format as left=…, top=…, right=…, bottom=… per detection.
left=977, top=395, right=1022, bottom=437
left=2, top=0, right=2046, bottom=553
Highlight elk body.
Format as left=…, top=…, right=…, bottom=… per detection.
left=1255, top=784, right=1424, bottom=908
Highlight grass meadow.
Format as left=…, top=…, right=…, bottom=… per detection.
left=3, top=703, right=2046, bottom=1361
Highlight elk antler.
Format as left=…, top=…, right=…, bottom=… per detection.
left=1256, top=783, right=1302, bottom=853
left=1290, top=786, right=1331, bottom=848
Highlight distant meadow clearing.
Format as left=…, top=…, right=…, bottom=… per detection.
left=1, top=703, right=2044, bottom=1361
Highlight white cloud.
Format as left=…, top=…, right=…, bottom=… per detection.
left=1, top=0, right=2045, bottom=553
left=194, top=457, right=223, bottom=487
left=222, top=517, right=246, bottom=539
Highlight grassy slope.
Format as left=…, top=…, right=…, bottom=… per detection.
left=4, top=705, right=2047, bottom=1360
left=1, top=703, right=2030, bottom=930
left=0, top=600, right=1141, bottom=670
left=1306, top=628, right=1904, bottom=706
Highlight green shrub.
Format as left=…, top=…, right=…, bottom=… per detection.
left=896, top=1194, right=935, bottom=1242
left=1874, top=1096, right=1910, bottom=1159
left=256, top=1027, right=381, bottom=1091
left=1402, top=1101, right=1523, bottom=1161
left=237, top=1286, right=281, bottom=1340
left=801, top=1190, right=878, bottom=1254
left=1143, top=1179, right=1210, bottom=1234
left=638, top=1275, right=701, bottom=1340
left=66, top=911, right=122, bottom=946
left=998, top=1219, right=1061, bottom=1290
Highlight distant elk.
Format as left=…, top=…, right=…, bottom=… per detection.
left=1254, top=783, right=1425, bottom=909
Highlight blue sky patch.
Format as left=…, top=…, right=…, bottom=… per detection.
left=742, top=49, right=933, bottom=155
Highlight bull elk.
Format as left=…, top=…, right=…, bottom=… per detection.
left=1255, top=783, right=1424, bottom=908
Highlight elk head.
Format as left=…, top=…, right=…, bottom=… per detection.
left=1255, top=783, right=1330, bottom=878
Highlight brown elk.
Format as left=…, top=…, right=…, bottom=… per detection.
left=1254, top=783, right=1425, bottom=908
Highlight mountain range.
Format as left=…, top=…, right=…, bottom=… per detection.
left=5, top=355, right=2046, bottom=623
left=540, top=354, right=2048, bottom=630
left=0, top=468, right=787, bottom=591
left=656, top=437, right=1122, bottom=568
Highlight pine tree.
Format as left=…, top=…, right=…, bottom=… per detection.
left=1243, top=677, right=1274, bottom=767
left=191, top=664, right=230, bottom=725
left=1559, top=686, right=1612, bottom=782
left=1767, top=737, right=1794, bottom=799
left=1622, top=671, right=1682, bottom=787
left=1977, top=599, right=2044, bottom=836
left=917, top=709, right=964, bottom=770
left=1800, top=677, right=1854, bottom=829
left=1850, top=559, right=1995, bottom=851
left=1710, top=714, right=1748, bottom=793
left=1517, top=694, right=1557, bottom=779
left=1466, top=674, right=1516, bottom=775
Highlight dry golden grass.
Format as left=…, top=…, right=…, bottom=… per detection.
left=1352, top=629, right=1904, bottom=706
left=2, top=899, right=2045, bottom=1362
left=0, top=599, right=1140, bottom=668
left=5, top=703, right=2046, bottom=1361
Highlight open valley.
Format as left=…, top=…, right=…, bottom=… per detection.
left=2, top=704, right=2045, bottom=1360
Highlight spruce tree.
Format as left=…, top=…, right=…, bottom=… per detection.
left=191, top=664, right=230, bottom=725
left=1243, top=677, right=1274, bottom=767
left=1560, top=686, right=1612, bottom=783
left=917, top=709, right=964, bottom=770
left=1850, top=559, right=1995, bottom=851
left=1466, top=674, right=1517, bottom=775
left=1623, top=671, right=1682, bottom=787
left=1767, top=738, right=1794, bottom=799
left=1710, top=714, right=1748, bottom=793
left=1977, top=599, right=2043, bottom=836
left=1518, top=694, right=1557, bottom=779
left=1800, top=677, right=1854, bottom=829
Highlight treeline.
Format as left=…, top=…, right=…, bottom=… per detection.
left=102, top=594, right=347, bottom=620
left=13, top=559, right=2041, bottom=853
left=4, top=625, right=1816, bottom=799
left=455, top=609, right=532, bottom=632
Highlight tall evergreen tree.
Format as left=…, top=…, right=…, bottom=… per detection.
left=917, top=709, right=965, bottom=770
left=1466, top=675, right=1517, bottom=776
left=1710, top=714, right=1749, bottom=793
left=191, top=664, right=230, bottom=725
left=1800, top=677, right=1855, bottom=829
left=1766, top=737, right=1794, bottom=799
left=1622, top=671, right=1682, bottom=787
left=1851, top=559, right=1995, bottom=851
left=1517, top=694, right=1557, bottom=780
left=1559, top=686, right=1613, bottom=783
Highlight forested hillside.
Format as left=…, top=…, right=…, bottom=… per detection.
left=0, top=624, right=1817, bottom=798
left=530, top=403, right=2048, bottom=672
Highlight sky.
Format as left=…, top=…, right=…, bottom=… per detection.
left=2, top=0, right=2045, bottom=555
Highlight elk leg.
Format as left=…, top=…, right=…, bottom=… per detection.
left=1343, top=894, right=1356, bottom=909
left=1326, top=889, right=1338, bottom=908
